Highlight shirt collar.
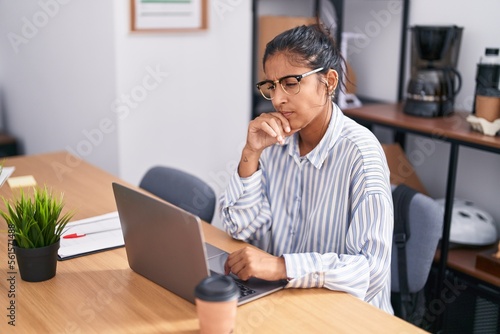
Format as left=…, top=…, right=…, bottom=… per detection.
left=285, top=103, right=344, bottom=169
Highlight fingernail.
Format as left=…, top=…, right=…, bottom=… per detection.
left=286, top=127, right=291, bottom=132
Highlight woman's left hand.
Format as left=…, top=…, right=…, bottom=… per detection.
left=224, top=246, right=288, bottom=281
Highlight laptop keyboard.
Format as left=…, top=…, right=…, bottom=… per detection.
left=208, top=269, right=257, bottom=298
left=234, top=280, right=257, bottom=297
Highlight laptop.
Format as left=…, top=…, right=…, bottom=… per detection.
left=111, top=182, right=286, bottom=305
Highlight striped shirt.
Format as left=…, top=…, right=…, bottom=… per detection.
left=219, top=103, right=394, bottom=314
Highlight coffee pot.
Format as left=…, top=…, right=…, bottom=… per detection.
left=404, top=26, right=463, bottom=117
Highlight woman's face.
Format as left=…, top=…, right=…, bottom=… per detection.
left=263, top=53, right=330, bottom=131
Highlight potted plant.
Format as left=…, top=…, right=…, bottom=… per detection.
left=1, top=186, right=74, bottom=282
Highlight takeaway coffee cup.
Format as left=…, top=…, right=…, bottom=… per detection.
left=195, top=275, right=239, bottom=334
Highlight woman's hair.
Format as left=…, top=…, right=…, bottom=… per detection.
left=263, top=24, right=346, bottom=92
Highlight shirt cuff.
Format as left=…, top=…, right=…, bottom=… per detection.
left=225, top=169, right=262, bottom=206
left=283, top=253, right=325, bottom=288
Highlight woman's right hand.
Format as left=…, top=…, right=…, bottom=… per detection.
left=245, top=112, right=296, bottom=152
left=238, top=112, right=298, bottom=178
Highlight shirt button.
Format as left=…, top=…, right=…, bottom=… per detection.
left=313, top=273, right=319, bottom=279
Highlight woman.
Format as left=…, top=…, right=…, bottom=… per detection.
left=219, top=24, right=394, bottom=313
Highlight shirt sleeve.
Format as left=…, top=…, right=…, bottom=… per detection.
left=283, top=193, right=393, bottom=301
left=219, top=169, right=273, bottom=242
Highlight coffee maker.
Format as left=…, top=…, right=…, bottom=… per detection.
left=404, top=26, right=463, bottom=117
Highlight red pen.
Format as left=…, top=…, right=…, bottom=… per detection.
left=63, top=233, right=86, bottom=239
left=63, top=228, right=121, bottom=239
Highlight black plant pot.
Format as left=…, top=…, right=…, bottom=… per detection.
left=13, top=239, right=60, bottom=282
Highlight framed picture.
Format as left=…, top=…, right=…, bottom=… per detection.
left=131, top=0, right=208, bottom=32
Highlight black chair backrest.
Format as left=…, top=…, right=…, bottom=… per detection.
left=391, top=184, right=443, bottom=323
left=391, top=185, right=443, bottom=294
left=139, top=166, right=216, bottom=223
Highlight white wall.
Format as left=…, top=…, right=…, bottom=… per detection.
left=344, top=0, right=404, bottom=102
left=0, top=0, right=119, bottom=174
left=113, top=1, right=251, bottom=206
left=112, top=1, right=251, bottom=227
left=0, top=1, right=251, bottom=228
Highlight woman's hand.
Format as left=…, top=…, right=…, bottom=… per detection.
left=238, top=112, right=299, bottom=178
left=224, top=246, right=288, bottom=282
left=245, top=112, right=297, bottom=153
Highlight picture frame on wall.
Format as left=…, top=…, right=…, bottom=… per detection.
left=131, top=0, right=208, bottom=32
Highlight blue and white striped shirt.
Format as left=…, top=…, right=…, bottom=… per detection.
left=219, top=103, right=394, bottom=314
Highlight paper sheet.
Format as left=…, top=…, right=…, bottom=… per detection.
left=0, top=166, right=15, bottom=187
left=8, top=175, right=37, bottom=188
left=58, top=211, right=124, bottom=260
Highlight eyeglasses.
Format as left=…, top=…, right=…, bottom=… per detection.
left=256, top=67, right=324, bottom=100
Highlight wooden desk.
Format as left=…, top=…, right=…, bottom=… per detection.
left=0, top=151, right=425, bottom=333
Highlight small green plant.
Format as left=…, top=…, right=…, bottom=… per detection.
left=0, top=186, right=74, bottom=248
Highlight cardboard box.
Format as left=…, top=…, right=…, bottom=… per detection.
left=381, top=143, right=428, bottom=195
left=257, top=16, right=356, bottom=95
left=257, top=16, right=317, bottom=82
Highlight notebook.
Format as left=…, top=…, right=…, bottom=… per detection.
left=111, top=182, right=286, bottom=305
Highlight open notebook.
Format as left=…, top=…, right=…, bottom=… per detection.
left=58, top=211, right=124, bottom=260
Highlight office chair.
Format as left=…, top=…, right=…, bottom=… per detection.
left=391, top=184, right=443, bottom=325
left=139, top=166, right=217, bottom=223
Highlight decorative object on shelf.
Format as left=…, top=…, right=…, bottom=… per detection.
left=403, top=25, right=463, bottom=117
left=466, top=114, right=500, bottom=136
left=130, top=0, right=208, bottom=32
left=436, top=198, right=497, bottom=246
left=1, top=187, right=74, bottom=282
